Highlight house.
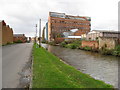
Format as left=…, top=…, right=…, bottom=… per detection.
left=86, top=30, right=120, bottom=40
left=13, top=34, right=27, bottom=43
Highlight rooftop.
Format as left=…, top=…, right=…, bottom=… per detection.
left=13, top=34, right=25, bottom=37
left=92, top=30, right=120, bottom=33
left=49, top=12, right=91, bottom=21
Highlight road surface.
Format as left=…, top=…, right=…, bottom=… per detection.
left=2, top=43, right=33, bottom=88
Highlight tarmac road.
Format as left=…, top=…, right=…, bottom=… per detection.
left=2, top=43, right=33, bottom=88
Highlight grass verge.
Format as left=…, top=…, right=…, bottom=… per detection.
left=32, top=44, right=113, bottom=88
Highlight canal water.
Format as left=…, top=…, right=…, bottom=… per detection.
left=41, top=43, right=119, bottom=88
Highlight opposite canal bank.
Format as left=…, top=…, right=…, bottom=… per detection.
left=32, top=44, right=113, bottom=88
left=47, top=40, right=120, bottom=57
left=41, top=43, right=119, bottom=88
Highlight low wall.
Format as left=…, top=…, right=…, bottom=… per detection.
left=81, top=40, right=99, bottom=49
left=54, top=38, right=65, bottom=43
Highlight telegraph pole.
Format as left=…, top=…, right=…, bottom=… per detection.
left=39, top=19, right=41, bottom=47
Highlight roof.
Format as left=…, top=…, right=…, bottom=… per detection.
left=92, top=30, right=120, bottom=33
left=49, top=12, right=91, bottom=21
left=13, top=34, right=25, bottom=37
left=49, top=12, right=66, bottom=18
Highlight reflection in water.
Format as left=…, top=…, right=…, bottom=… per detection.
left=41, top=43, right=119, bottom=88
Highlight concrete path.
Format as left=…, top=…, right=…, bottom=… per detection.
left=2, top=43, right=33, bottom=88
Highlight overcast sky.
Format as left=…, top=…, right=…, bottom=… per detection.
left=0, top=0, right=119, bottom=37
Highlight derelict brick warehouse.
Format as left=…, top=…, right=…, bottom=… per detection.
left=48, top=12, right=91, bottom=41
left=0, top=20, right=13, bottom=45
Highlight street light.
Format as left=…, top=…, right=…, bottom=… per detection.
left=35, top=24, right=37, bottom=48
left=39, top=19, right=41, bottom=47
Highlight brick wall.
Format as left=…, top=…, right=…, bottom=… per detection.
left=2, top=24, right=13, bottom=45
left=54, top=38, right=65, bottom=43
left=81, top=40, right=99, bottom=49
left=6, top=26, right=13, bottom=44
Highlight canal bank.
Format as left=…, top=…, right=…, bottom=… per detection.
left=32, top=44, right=113, bottom=88
left=41, top=43, right=119, bottom=88
left=58, top=40, right=120, bottom=57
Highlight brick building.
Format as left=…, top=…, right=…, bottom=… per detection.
left=86, top=30, right=120, bottom=40
left=0, top=20, right=13, bottom=45
left=13, top=34, right=27, bottom=43
left=48, top=12, right=91, bottom=41
left=81, top=30, right=120, bottom=50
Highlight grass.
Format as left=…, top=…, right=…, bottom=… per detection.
left=32, top=44, right=113, bottom=88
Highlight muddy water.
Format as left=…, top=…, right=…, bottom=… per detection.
left=41, top=43, right=119, bottom=88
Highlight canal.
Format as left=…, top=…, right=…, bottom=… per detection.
left=41, top=43, right=119, bottom=88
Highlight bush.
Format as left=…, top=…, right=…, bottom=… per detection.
left=60, top=40, right=81, bottom=49
left=65, top=44, right=79, bottom=49
left=48, top=41, right=56, bottom=46
left=115, top=45, right=120, bottom=51
left=14, top=40, right=22, bottom=43
left=112, top=45, right=120, bottom=56
left=79, top=46, right=84, bottom=49
left=42, top=40, right=47, bottom=43
left=7, top=42, right=13, bottom=45
left=83, top=46, right=92, bottom=51
left=73, top=40, right=81, bottom=45
left=112, top=51, right=120, bottom=56
left=27, top=41, right=30, bottom=43
left=100, top=48, right=113, bottom=55
left=60, top=41, right=68, bottom=47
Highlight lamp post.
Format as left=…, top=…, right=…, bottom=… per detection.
left=39, top=19, right=41, bottom=47
left=35, top=24, right=37, bottom=48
